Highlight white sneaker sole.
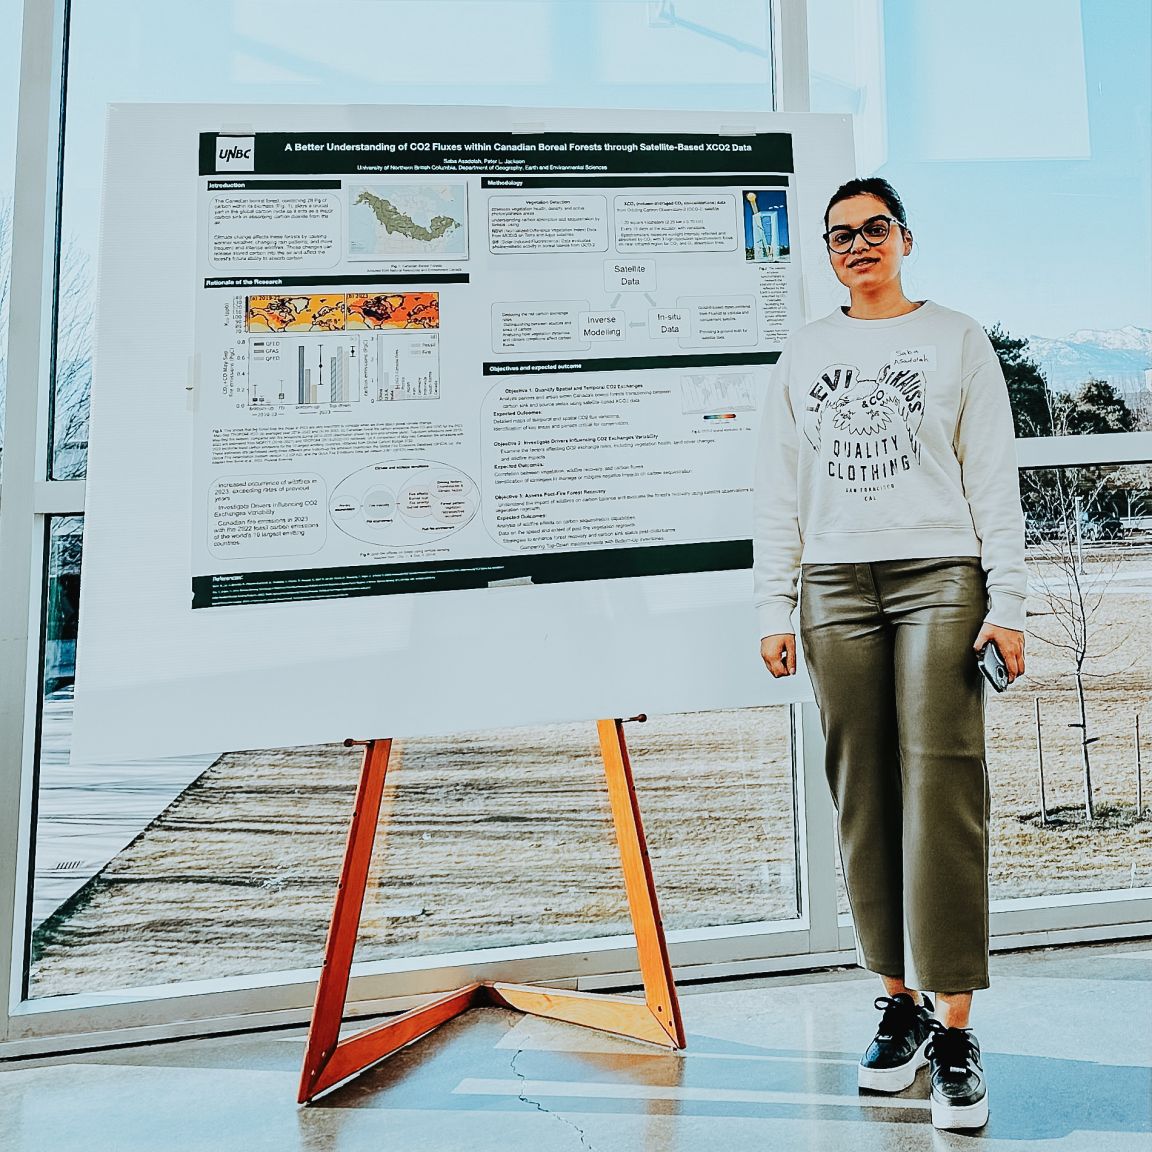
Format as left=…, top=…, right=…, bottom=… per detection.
left=931, top=1091, right=989, bottom=1130
left=857, top=1036, right=929, bottom=1092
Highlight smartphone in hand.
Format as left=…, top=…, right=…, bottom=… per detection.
left=977, top=641, right=1009, bottom=692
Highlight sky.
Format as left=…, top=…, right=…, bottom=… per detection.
left=875, top=0, right=1151, bottom=337
left=1, top=0, right=1149, bottom=343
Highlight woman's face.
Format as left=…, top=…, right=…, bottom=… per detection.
left=825, top=193, right=911, bottom=293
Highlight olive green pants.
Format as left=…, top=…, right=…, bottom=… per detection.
left=799, top=557, right=990, bottom=993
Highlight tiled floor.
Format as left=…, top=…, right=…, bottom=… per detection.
left=2, top=942, right=1150, bottom=1151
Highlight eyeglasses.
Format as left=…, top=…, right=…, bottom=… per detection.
left=823, top=214, right=905, bottom=254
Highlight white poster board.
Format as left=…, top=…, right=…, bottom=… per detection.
left=73, top=105, right=854, bottom=761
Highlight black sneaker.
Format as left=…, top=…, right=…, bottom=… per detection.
left=926, top=1022, right=988, bottom=1130
left=857, top=993, right=934, bottom=1091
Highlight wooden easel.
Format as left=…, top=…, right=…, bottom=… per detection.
left=298, top=715, right=686, bottom=1103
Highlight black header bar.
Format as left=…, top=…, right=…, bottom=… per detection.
left=204, top=274, right=469, bottom=289
left=483, top=351, right=780, bottom=376
left=199, top=131, right=794, bottom=177
left=481, top=175, right=789, bottom=190
left=192, top=540, right=751, bottom=608
left=205, top=179, right=341, bottom=191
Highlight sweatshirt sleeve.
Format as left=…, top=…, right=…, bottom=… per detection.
left=753, top=349, right=804, bottom=638
left=954, top=338, right=1029, bottom=632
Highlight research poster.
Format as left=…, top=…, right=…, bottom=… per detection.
left=193, top=130, right=803, bottom=608
left=72, top=105, right=853, bottom=761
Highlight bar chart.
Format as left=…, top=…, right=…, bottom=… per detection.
left=249, top=336, right=362, bottom=406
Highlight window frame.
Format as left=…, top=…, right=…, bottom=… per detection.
left=2, top=0, right=1150, bottom=1056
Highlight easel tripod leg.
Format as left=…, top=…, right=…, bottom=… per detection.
left=597, top=718, right=686, bottom=1048
left=298, top=739, right=393, bottom=1102
left=298, top=721, right=686, bottom=1103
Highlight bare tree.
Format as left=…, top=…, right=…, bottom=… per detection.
left=51, top=238, right=94, bottom=479
left=1, top=199, right=94, bottom=479
left=1024, top=465, right=1129, bottom=822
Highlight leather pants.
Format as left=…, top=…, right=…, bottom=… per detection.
left=800, top=556, right=990, bottom=993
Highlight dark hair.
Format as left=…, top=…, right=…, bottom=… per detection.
left=824, top=178, right=908, bottom=230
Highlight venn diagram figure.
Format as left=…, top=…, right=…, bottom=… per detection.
left=329, top=459, right=478, bottom=547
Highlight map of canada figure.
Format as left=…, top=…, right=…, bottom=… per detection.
left=348, top=184, right=468, bottom=259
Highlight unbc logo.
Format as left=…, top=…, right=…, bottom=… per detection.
left=215, top=136, right=255, bottom=172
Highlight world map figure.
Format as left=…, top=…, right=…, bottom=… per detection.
left=347, top=293, right=440, bottom=330
left=246, top=295, right=347, bottom=333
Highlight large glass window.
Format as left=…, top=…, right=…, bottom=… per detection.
left=31, top=680, right=797, bottom=996
left=27, top=2, right=795, bottom=1000
left=831, top=465, right=1152, bottom=913
left=809, top=0, right=1151, bottom=431
left=812, top=0, right=1152, bottom=918
left=50, top=0, right=779, bottom=480
left=35, top=520, right=796, bottom=997
left=990, top=462, right=1152, bottom=898
left=32, top=513, right=798, bottom=996
left=13, top=0, right=1150, bottom=1022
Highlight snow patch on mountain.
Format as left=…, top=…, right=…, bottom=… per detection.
left=1026, top=326, right=1152, bottom=393
left=1062, top=325, right=1152, bottom=353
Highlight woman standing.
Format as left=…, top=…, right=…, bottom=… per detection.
left=753, top=178, right=1027, bottom=1131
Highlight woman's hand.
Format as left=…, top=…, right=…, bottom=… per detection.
left=973, top=623, right=1025, bottom=683
left=761, top=633, right=796, bottom=678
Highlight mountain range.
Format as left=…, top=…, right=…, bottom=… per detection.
left=1026, top=325, right=1152, bottom=394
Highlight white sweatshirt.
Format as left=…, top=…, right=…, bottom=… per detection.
left=753, top=300, right=1028, bottom=638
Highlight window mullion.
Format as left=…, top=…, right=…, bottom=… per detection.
left=32, top=478, right=85, bottom=514
left=772, top=0, right=812, bottom=113
left=0, top=0, right=69, bottom=1040
left=1016, top=431, right=1152, bottom=470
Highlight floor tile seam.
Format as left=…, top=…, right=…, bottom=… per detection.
left=0, top=1062, right=297, bottom=1082
left=453, top=1076, right=934, bottom=1111
left=485, top=1042, right=1152, bottom=1070
left=498, top=1048, right=864, bottom=1066
left=674, top=973, right=1152, bottom=998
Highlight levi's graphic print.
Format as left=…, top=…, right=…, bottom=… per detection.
left=802, top=361, right=925, bottom=505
